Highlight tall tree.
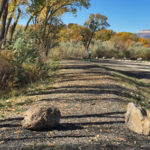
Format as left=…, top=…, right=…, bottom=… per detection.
left=3, top=0, right=29, bottom=43
left=0, top=0, right=8, bottom=19
left=4, top=0, right=17, bottom=42
left=25, top=0, right=90, bottom=56
left=9, top=8, right=21, bottom=41
left=0, top=0, right=8, bottom=49
left=84, top=13, right=110, bottom=51
left=25, top=0, right=90, bottom=30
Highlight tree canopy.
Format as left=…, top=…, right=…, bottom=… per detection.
left=84, top=13, right=110, bottom=50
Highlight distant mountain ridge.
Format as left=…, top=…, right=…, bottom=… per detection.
left=137, top=30, right=150, bottom=38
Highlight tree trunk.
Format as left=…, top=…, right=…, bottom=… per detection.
left=0, top=0, right=8, bottom=19
left=42, top=6, right=49, bottom=40
left=25, top=6, right=45, bottom=31
left=86, top=29, right=95, bottom=51
left=45, top=46, right=49, bottom=57
left=24, top=16, right=33, bottom=31
left=4, top=2, right=16, bottom=42
left=0, top=0, right=8, bottom=49
left=9, top=8, right=21, bottom=42
left=3, top=16, right=13, bottom=44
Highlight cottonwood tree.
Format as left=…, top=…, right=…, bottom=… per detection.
left=25, top=0, right=90, bottom=31
left=111, top=32, right=139, bottom=50
left=0, top=0, right=9, bottom=48
left=0, top=0, right=29, bottom=47
left=84, top=13, right=110, bottom=51
left=40, top=16, right=63, bottom=57
left=95, top=29, right=115, bottom=41
left=25, top=0, right=90, bottom=56
left=7, top=0, right=30, bottom=42
left=0, top=0, right=8, bottom=19
left=59, top=24, right=86, bottom=42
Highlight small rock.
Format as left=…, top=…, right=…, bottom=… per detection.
left=125, top=103, right=150, bottom=135
left=137, top=58, right=143, bottom=61
left=22, top=104, right=61, bottom=130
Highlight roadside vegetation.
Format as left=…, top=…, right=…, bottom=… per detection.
left=50, top=30, right=150, bottom=60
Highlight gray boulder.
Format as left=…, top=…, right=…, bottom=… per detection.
left=125, top=103, right=150, bottom=135
left=22, top=104, right=61, bottom=130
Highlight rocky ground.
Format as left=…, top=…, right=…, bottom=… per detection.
left=0, top=59, right=150, bottom=150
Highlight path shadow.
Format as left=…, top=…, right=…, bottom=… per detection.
left=0, top=117, right=23, bottom=122
left=62, top=111, right=125, bottom=119
left=61, top=64, right=99, bottom=70
left=0, top=117, right=23, bottom=128
left=118, top=70, right=150, bottom=80
left=26, top=61, right=138, bottom=99
left=36, top=123, right=84, bottom=132
left=0, top=123, right=21, bottom=128
left=0, top=134, right=95, bottom=144
left=23, top=144, right=132, bottom=150
left=29, top=84, right=136, bottom=101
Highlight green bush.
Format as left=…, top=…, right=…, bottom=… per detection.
left=0, top=31, right=50, bottom=90
left=13, top=36, right=39, bottom=66
left=50, top=40, right=87, bottom=58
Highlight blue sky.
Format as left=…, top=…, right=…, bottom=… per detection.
left=61, top=0, right=150, bottom=33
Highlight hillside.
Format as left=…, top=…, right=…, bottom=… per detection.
left=137, top=30, right=150, bottom=38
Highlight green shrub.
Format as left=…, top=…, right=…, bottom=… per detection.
left=50, top=40, right=87, bottom=58
left=0, top=31, right=50, bottom=90
left=140, top=49, right=150, bottom=60
left=13, top=36, right=39, bottom=66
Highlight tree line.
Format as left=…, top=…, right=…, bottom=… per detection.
left=0, top=0, right=91, bottom=51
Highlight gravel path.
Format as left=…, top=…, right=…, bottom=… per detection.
left=0, top=59, right=150, bottom=150
left=93, top=59, right=150, bottom=81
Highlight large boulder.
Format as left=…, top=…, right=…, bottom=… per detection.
left=22, top=104, right=61, bottom=130
left=125, top=103, right=150, bottom=135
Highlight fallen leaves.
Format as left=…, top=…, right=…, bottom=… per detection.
left=14, top=130, right=22, bottom=134
left=118, top=137, right=126, bottom=142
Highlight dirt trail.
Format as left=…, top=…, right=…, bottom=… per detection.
left=94, top=59, right=150, bottom=81
left=0, top=59, right=150, bottom=150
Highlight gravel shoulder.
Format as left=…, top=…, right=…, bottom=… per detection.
left=0, top=59, right=150, bottom=150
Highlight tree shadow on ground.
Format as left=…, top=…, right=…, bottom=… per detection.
left=61, top=121, right=125, bottom=126
left=26, top=62, right=140, bottom=101
left=0, top=124, right=21, bottom=128
left=26, top=62, right=143, bottom=101
left=0, top=117, right=23, bottom=128
left=22, top=144, right=133, bottom=150
left=62, top=111, right=125, bottom=119
left=28, top=84, right=136, bottom=102
left=0, top=134, right=95, bottom=145
left=36, top=124, right=84, bottom=132
left=0, top=117, right=23, bottom=122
